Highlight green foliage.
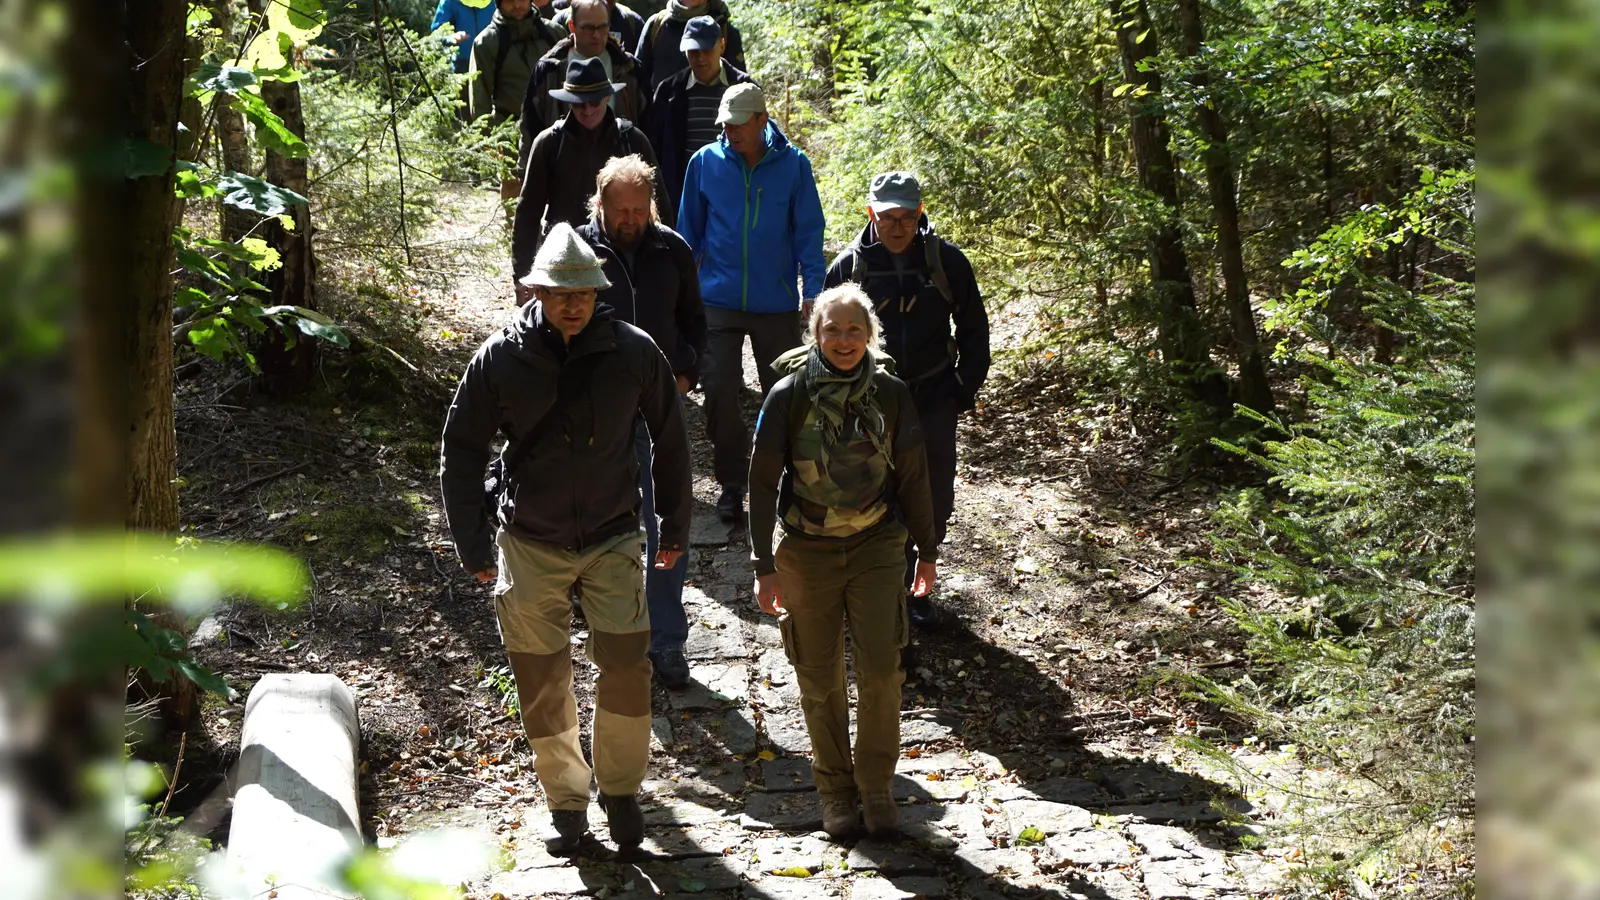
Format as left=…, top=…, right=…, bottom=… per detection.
left=1184, top=174, right=1474, bottom=894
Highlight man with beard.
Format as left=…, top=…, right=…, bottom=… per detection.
left=576, top=154, right=707, bottom=687
left=512, top=56, right=669, bottom=305
left=467, top=0, right=564, bottom=208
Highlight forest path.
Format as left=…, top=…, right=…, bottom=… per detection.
left=181, top=185, right=1295, bottom=900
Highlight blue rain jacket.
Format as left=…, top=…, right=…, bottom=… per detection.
left=675, top=122, right=826, bottom=314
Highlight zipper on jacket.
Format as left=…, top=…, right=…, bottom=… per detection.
left=739, top=142, right=772, bottom=312
left=741, top=164, right=751, bottom=311
left=752, top=186, right=764, bottom=230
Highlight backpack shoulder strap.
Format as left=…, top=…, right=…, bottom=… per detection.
left=786, top=373, right=809, bottom=447
left=647, top=14, right=664, bottom=54
left=491, top=29, right=514, bottom=105
left=924, top=235, right=956, bottom=310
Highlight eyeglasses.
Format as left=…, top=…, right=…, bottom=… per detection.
left=874, top=210, right=920, bottom=230
left=575, top=22, right=609, bottom=34
left=543, top=288, right=597, bottom=303
left=574, top=97, right=608, bottom=110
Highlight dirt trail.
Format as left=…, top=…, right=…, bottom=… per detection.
left=180, top=185, right=1298, bottom=900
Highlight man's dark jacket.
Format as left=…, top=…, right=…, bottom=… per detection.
left=440, top=301, right=692, bottom=575
left=517, top=36, right=649, bottom=176
left=511, top=109, right=669, bottom=279
left=635, top=0, right=747, bottom=90
left=824, top=217, right=991, bottom=411
left=577, top=220, right=708, bottom=387
left=645, top=61, right=754, bottom=215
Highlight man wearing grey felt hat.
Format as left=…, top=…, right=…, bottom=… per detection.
left=824, top=171, right=991, bottom=634
left=441, top=220, right=692, bottom=855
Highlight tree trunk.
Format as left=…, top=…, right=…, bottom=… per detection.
left=252, top=22, right=319, bottom=394
left=1175, top=0, right=1273, bottom=415
left=1110, top=0, right=1228, bottom=411
left=128, top=0, right=196, bottom=728
left=1090, top=74, right=1110, bottom=318
left=215, top=0, right=256, bottom=243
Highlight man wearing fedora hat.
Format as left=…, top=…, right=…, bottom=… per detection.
left=517, top=0, right=649, bottom=164
left=677, top=82, right=826, bottom=527
left=644, top=15, right=755, bottom=215
left=825, top=172, right=990, bottom=631
left=512, top=56, right=670, bottom=305
left=441, top=222, right=692, bottom=852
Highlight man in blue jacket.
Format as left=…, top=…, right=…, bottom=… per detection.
left=432, top=0, right=496, bottom=74
left=676, top=83, right=826, bottom=526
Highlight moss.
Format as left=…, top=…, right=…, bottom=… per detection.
left=287, top=501, right=410, bottom=564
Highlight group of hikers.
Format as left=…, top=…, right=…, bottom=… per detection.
left=435, top=0, right=993, bottom=857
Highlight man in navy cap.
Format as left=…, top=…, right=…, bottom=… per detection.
left=645, top=15, right=755, bottom=214
left=512, top=56, right=669, bottom=305
left=825, top=172, right=990, bottom=630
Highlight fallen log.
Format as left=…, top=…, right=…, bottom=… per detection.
left=227, top=673, right=362, bottom=899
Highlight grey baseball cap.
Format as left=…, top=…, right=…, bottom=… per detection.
left=680, top=15, right=721, bottom=51
left=867, top=171, right=922, bottom=213
left=716, top=83, right=767, bottom=125
left=520, top=222, right=613, bottom=289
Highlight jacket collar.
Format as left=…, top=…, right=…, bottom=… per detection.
left=585, top=220, right=671, bottom=257
left=509, top=299, right=619, bottom=364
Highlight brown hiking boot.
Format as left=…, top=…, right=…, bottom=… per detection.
left=821, top=797, right=860, bottom=842
left=862, top=791, right=899, bottom=837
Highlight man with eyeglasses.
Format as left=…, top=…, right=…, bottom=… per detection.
left=512, top=56, right=668, bottom=306
left=517, top=0, right=648, bottom=176
left=552, top=0, right=646, bottom=55
left=824, top=172, right=990, bottom=632
left=441, top=222, right=692, bottom=854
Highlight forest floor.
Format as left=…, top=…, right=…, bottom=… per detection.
left=164, top=185, right=1320, bottom=900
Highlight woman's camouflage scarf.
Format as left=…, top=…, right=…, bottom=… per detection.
left=803, top=344, right=889, bottom=468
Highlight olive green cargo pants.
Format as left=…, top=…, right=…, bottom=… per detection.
left=775, top=523, right=910, bottom=803
left=494, top=529, right=653, bottom=811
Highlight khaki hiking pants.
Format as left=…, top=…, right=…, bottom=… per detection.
left=775, top=523, right=910, bottom=802
left=494, top=529, right=653, bottom=810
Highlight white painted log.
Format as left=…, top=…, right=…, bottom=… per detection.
left=227, top=673, right=362, bottom=899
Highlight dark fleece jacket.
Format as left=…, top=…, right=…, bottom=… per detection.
left=577, top=220, right=708, bottom=386
left=439, top=301, right=692, bottom=574
left=517, top=36, right=649, bottom=175
left=824, top=217, right=991, bottom=411
left=511, top=108, right=668, bottom=279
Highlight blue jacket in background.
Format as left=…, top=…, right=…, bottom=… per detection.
left=432, top=0, right=496, bottom=72
left=676, top=122, right=826, bottom=314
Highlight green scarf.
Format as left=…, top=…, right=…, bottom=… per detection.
left=775, top=344, right=890, bottom=466
left=667, top=0, right=701, bottom=21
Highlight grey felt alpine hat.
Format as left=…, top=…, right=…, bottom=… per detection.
left=548, top=57, right=626, bottom=105
left=867, top=171, right=922, bottom=213
left=680, top=15, right=722, bottom=51
left=520, top=222, right=613, bottom=289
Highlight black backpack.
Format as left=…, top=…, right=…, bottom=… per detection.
left=490, top=19, right=563, bottom=114
left=845, top=233, right=961, bottom=385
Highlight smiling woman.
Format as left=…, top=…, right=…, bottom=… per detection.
left=746, top=283, right=940, bottom=843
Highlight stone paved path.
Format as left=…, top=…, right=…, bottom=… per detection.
left=423, top=535, right=1287, bottom=900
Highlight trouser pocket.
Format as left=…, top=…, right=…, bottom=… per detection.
left=778, top=612, right=799, bottom=667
